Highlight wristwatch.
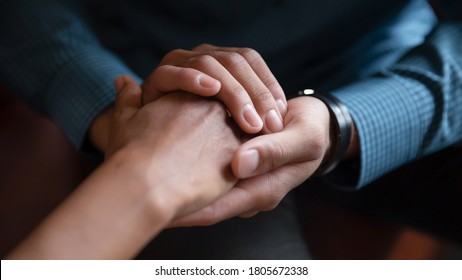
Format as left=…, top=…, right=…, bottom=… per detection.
left=297, top=89, right=353, bottom=175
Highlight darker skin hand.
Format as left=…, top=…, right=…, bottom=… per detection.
left=170, top=96, right=332, bottom=226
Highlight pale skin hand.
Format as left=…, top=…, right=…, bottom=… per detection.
left=7, top=77, right=240, bottom=259
left=105, top=76, right=241, bottom=218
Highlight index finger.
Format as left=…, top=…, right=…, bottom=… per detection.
left=193, top=44, right=287, bottom=115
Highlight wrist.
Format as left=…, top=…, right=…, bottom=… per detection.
left=297, top=89, right=354, bottom=175
left=106, top=147, right=179, bottom=225
left=108, top=143, right=204, bottom=222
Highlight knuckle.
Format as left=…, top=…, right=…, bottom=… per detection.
left=221, top=52, right=247, bottom=69
left=263, top=142, right=288, bottom=170
left=151, top=65, right=167, bottom=81
left=227, top=85, right=247, bottom=98
left=209, top=100, right=228, bottom=115
left=169, top=48, right=186, bottom=55
left=199, top=97, right=228, bottom=118
left=189, top=54, right=216, bottom=69
left=176, top=67, right=196, bottom=83
left=193, top=43, right=214, bottom=50
left=262, top=77, right=281, bottom=94
left=251, top=87, right=273, bottom=103
left=152, top=65, right=199, bottom=89
left=161, top=48, right=187, bottom=64
left=239, top=48, right=261, bottom=62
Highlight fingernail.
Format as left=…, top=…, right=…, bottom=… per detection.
left=265, top=109, right=284, bottom=132
left=115, top=77, right=125, bottom=92
left=276, top=99, right=287, bottom=115
left=198, top=75, right=220, bottom=89
left=242, top=103, right=263, bottom=128
left=238, top=149, right=259, bottom=178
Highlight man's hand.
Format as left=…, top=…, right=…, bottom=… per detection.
left=142, top=44, right=287, bottom=134
left=106, top=76, right=241, bottom=219
left=170, top=96, right=332, bottom=226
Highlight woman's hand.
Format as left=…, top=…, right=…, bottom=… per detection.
left=106, top=76, right=241, bottom=218
left=7, top=76, right=241, bottom=260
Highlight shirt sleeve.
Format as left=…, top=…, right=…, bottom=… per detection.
left=0, top=0, right=141, bottom=148
left=330, top=20, right=462, bottom=189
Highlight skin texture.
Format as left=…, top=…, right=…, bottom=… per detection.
left=89, top=44, right=287, bottom=151
left=88, top=45, right=359, bottom=227
left=8, top=40, right=359, bottom=258
left=171, top=96, right=332, bottom=225
left=7, top=77, right=240, bottom=259
left=151, top=44, right=287, bottom=134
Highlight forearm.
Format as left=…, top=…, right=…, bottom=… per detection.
left=7, top=149, right=175, bottom=260
left=331, top=22, right=462, bottom=188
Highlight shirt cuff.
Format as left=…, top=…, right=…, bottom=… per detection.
left=43, top=49, right=142, bottom=149
left=329, top=75, right=431, bottom=189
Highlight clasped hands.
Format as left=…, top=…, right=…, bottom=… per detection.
left=104, top=44, right=332, bottom=227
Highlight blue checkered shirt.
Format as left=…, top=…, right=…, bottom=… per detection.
left=1, top=0, right=461, bottom=189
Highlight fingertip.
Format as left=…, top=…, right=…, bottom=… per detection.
left=114, top=75, right=142, bottom=116
left=232, top=148, right=260, bottom=178
left=241, top=103, right=263, bottom=132
left=116, top=75, right=140, bottom=96
left=276, top=99, right=287, bottom=116
left=231, top=152, right=240, bottom=178
left=264, top=109, right=284, bottom=133
left=115, top=76, right=126, bottom=93
left=198, top=74, right=221, bottom=94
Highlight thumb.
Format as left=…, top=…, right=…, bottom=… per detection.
left=231, top=126, right=321, bottom=179
left=114, top=76, right=142, bottom=121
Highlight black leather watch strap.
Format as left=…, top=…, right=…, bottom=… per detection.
left=297, top=89, right=353, bottom=175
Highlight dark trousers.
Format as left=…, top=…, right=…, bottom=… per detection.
left=137, top=195, right=310, bottom=259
